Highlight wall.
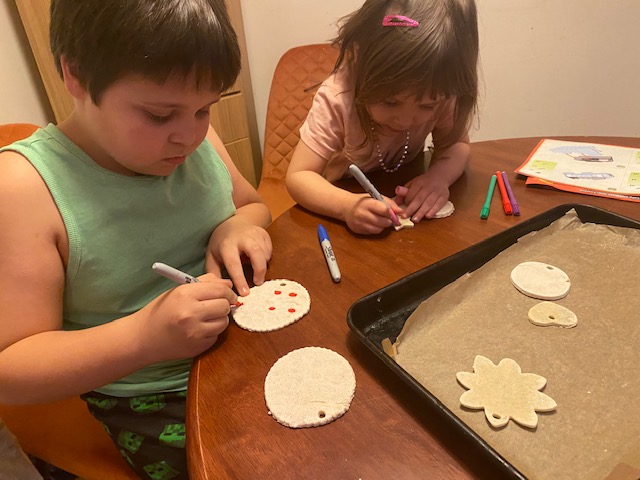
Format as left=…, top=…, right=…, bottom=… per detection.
left=475, top=0, right=640, bottom=142
left=2, top=0, right=639, bottom=146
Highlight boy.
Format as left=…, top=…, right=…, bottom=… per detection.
left=0, top=0, right=272, bottom=477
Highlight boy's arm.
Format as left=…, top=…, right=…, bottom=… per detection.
left=204, top=127, right=272, bottom=294
left=0, top=152, right=236, bottom=404
left=205, top=126, right=271, bottom=227
left=0, top=152, right=151, bottom=403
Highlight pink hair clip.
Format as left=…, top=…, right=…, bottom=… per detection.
left=382, top=14, right=419, bottom=27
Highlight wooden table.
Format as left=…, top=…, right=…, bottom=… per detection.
left=187, top=137, right=640, bottom=479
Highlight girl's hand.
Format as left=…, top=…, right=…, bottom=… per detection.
left=205, top=219, right=272, bottom=296
left=344, top=194, right=401, bottom=235
left=134, top=274, right=236, bottom=363
left=394, top=173, right=450, bottom=222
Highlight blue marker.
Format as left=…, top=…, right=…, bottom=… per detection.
left=317, top=224, right=341, bottom=283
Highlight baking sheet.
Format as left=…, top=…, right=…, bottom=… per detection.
left=347, top=204, right=640, bottom=480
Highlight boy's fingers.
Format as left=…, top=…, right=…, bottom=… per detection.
left=197, top=272, right=227, bottom=283
left=188, top=279, right=235, bottom=303
left=250, top=252, right=268, bottom=287
left=204, top=251, right=222, bottom=277
left=244, top=240, right=271, bottom=290
left=224, top=255, right=250, bottom=296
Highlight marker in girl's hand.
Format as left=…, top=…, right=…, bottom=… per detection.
left=151, top=262, right=242, bottom=307
left=348, top=164, right=401, bottom=226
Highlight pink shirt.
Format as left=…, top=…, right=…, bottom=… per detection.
left=299, top=68, right=457, bottom=182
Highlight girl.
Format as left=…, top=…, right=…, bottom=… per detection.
left=286, top=0, right=479, bottom=234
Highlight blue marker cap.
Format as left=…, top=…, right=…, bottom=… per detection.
left=318, top=224, right=329, bottom=242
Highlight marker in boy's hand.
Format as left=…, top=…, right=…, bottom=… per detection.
left=152, top=262, right=241, bottom=307
left=285, top=0, right=478, bottom=234
left=135, top=273, right=237, bottom=361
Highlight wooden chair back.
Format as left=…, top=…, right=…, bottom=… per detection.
left=257, top=44, right=338, bottom=219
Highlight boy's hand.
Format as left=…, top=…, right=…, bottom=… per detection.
left=205, top=220, right=272, bottom=296
left=394, top=173, right=450, bottom=222
left=344, top=194, right=401, bottom=235
left=134, top=274, right=236, bottom=362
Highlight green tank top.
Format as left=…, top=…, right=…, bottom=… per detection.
left=1, top=124, right=236, bottom=396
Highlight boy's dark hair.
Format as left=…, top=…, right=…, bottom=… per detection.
left=50, top=0, right=241, bottom=104
left=333, top=0, right=479, bottom=149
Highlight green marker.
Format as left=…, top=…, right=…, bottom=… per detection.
left=480, top=174, right=497, bottom=219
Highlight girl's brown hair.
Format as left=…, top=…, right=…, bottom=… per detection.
left=50, top=0, right=241, bottom=104
left=332, top=0, right=479, bottom=149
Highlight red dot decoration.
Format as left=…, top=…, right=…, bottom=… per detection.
left=269, top=306, right=275, bottom=310
left=288, top=292, right=297, bottom=297
left=274, top=291, right=282, bottom=295
left=288, top=308, right=296, bottom=313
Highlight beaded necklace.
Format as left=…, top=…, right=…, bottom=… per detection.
left=370, top=122, right=411, bottom=173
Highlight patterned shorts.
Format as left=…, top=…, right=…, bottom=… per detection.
left=81, top=390, right=188, bottom=480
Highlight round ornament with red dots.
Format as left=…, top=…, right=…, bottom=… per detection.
left=231, top=279, right=311, bottom=332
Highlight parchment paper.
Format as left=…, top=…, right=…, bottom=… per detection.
left=394, top=210, right=640, bottom=480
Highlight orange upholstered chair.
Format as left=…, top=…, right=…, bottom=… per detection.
left=257, top=44, right=339, bottom=220
left=0, top=123, right=40, bottom=146
left=0, top=123, right=138, bottom=479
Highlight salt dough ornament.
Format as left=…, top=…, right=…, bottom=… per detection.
left=510, top=261, right=571, bottom=300
left=232, top=279, right=310, bottom=332
left=393, top=216, right=414, bottom=231
left=456, top=355, right=557, bottom=428
left=393, top=201, right=455, bottom=230
left=264, top=347, right=356, bottom=428
left=433, top=200, right=455, bottom=219
left=528, top=301, right=577, bottom=328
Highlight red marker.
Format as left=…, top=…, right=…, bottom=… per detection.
left=495, top=170, right=513, bottom=215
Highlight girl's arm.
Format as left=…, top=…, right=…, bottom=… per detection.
left=287, top=141, right=398, bottom=234
left=395, top=97, right=472, bottom=221
left=286, top=142, right=355, bottom=220
left=0, top=151, right=236, bottom=404
left=426, top=134, right=471, bottom=186
left=395, top=137, right=470, bottom=221
left=204, top=127, right=272, bottom=295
